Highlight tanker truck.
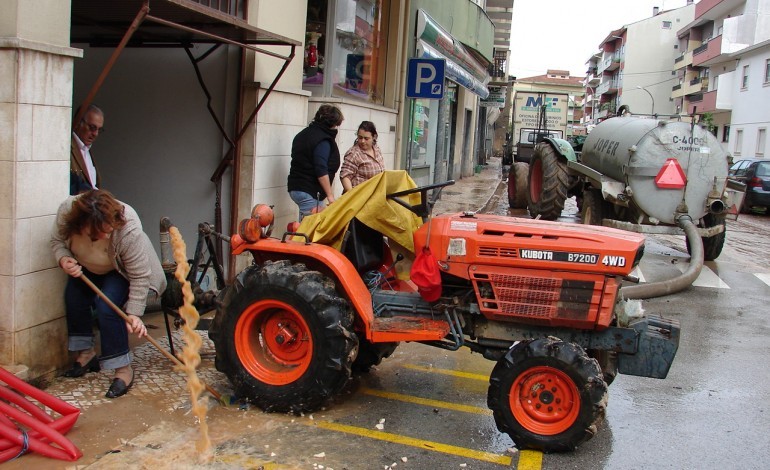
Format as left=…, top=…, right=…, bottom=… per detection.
left=525, top=116, right=745, bottom=261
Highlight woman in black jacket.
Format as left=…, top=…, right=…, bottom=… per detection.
left=287, top=104, right=344, bottom=220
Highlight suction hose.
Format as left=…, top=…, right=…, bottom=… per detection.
left=620, top=215, right=704, bottom=299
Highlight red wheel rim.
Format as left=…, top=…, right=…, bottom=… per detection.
left=510, top=366, right=580, bottom=435
left=235, top=299, right=313, bottom=385
left=529, top=159, right=542, bottom=203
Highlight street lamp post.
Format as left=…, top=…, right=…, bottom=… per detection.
left=637, top=85, right=654, bottom=114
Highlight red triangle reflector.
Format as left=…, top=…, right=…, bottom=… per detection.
left=655, top=158, right=687, bottom=189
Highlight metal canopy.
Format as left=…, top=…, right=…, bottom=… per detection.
left=71, top=0, right=300, bottom=47
left=69, top=0, right=299, bottom=275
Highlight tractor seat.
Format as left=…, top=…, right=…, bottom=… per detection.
left=341, top=218, right=384, bottom=274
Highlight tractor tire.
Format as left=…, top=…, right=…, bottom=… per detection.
left=508, top=162, right=529, bottom=209
left=352, top=339, right=398, bottom=374
left=527, top=143, right=570, bottom=221
left=215, top=260, right=358, bottom=413
left=580, top=189, right=605, bottom=226
left=686, top=213, right=726, bottom=261
left=487, top=338, right=608, bottom=452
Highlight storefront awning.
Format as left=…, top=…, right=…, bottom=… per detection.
left=69, top=0, right=300, bottom=277
left=415, top=10, right=490, bottom=99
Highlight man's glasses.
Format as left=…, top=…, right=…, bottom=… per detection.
left=81, top=121, right=105, bottom=133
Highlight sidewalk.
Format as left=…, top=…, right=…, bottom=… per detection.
left=431, top=156, right=505, bottom=216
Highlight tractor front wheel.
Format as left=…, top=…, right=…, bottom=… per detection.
left=527, top=143, right=570, bottom=220
left=216, top=261, right=358, bottom=413
left=487, top=338, right=607, bottom=452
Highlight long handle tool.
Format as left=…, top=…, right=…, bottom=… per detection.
left=79, top=273, right=223, bottom=403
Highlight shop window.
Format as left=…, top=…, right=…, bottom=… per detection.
left=410, top=98, right=439, bottom=169
left=303, top=0, right=389, bottom=105
left=303, top=1, right=328, bottom=88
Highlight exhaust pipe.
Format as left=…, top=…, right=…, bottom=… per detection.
left=620, top=215, right=704, bottom=299
left=159, top=217, right=177, bottom=273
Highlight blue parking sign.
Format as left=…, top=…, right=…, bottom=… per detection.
left=406, top=58, right=445, bottom=99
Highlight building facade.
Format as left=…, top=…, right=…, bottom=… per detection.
left=675, top=0, right=770, bottom=150
left=586, top=4, right=695, bottom=123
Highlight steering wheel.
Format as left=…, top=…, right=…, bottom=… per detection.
left=387, top=180, right=455, bottom=219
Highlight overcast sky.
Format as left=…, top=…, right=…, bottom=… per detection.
left=508, top=0, right=691, bottom=79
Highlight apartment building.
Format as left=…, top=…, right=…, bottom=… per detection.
left=675, top=0, right=770, bottom=154
left=586, top=4, right=696, bottom=124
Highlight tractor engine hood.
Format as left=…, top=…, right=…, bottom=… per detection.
left=415, top=213, right=645, bottom=279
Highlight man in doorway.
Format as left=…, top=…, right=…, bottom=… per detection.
left=70, top=105, right=105, bottom=195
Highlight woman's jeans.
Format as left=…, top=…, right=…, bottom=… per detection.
left=289, top=190, right=325, bottom=221
left=65, top=269, right=131, bottom=370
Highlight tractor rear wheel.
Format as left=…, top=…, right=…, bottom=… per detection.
left=687, top=213, right=726, bottom=261
left=508, top=162, right=529, bottom=209
left=487, top=338, right=607, bottom=452
left=216, top=260, right=358, bottom=413
left=527, top=143, right=569, bottom=220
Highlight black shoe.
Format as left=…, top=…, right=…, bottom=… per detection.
left=63, top=355, right=100, bottom=378
left=105, top=373, right=134, bottom=399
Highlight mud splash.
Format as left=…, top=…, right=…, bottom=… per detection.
left=169, top=227, right=212, bottom=461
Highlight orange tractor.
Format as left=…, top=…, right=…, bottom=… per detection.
left=168, top=172, right=679, bottom=452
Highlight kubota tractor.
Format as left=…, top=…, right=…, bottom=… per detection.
left=173, top=171, right=679, bottom=453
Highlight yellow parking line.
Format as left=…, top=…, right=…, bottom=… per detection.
left=361, top=387, right=492, bottom=415
left=403, top=363, right=490, bottom=382
left=216, top=455, right=285, bottom=468
left=517, top=450, right=543, bottom=469
left=307, top=420, right=512, bottom=466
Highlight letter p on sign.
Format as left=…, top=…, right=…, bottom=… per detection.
left=406, top=58, right=445, bottom=99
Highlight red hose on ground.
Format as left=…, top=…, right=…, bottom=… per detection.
left=0, top=367, right=82, bottom=462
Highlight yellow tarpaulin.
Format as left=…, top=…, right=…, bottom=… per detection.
left=294, top=170, right=424, bottom=253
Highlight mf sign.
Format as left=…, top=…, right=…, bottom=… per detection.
left=406, top=58, right=445, bottom=99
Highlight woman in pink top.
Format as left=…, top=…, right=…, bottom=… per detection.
left=340, top=121, right=385, bottom=192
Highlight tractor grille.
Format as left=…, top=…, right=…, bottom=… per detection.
left=470, top=266, right=603, bottom=327
left=478, top=245, right=518, bottom=259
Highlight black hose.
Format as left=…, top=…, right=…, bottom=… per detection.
left=619, top=216, right=704, bottom=299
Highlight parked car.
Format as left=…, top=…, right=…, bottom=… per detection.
left=729, top=158, right=770, bottom=213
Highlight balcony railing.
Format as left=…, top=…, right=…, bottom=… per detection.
left=693, top=42, right=709, bottom=55
left=687, top=89, right=717, bottom=114
left=693, top=35, right=724, bottom=66
left=598, top=57, right=613, bottom=74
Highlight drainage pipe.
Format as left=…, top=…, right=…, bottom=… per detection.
left=620, top=215, right=704, bottom=299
